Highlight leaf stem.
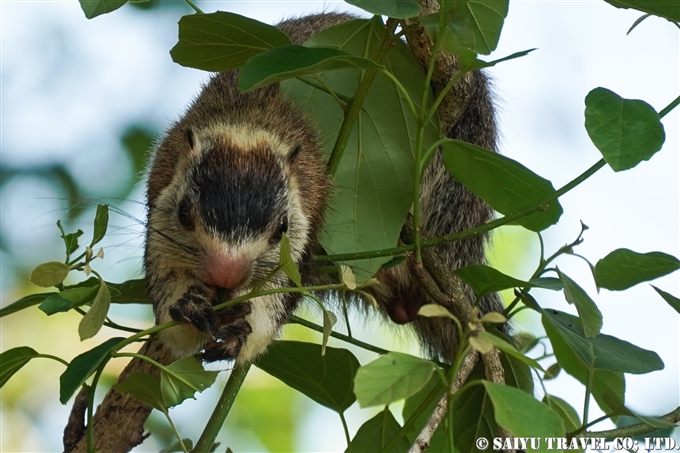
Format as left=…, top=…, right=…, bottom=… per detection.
left=313, top=74, right=349, bottom=106
left=576, top=406, right=680, bottom=440
left=163, top=412, right=189, bottom=453
left=184, top=0, right=204, bottom=14
left=103, top=317, right=142, bottom=334
left=113, top=352, right=173, bottom=375
left=412, top=34, right=444, bottom=265
left=36, top=353, right=69, bottom=367
left=659, top=94, right=680, bottom=118
left=378, top=69, right=418, bottom=119
left=193, top=363, right=252, bottom=452
left=290, top=315, right=388, bottom=355
left=582, top=367, right=594, bottom=428
left=567, top=413, right=612, bottom=438
left=339, top=412, right=351, bottom=449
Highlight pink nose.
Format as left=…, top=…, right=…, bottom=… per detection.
left=202, top=255, right=251, bottom=290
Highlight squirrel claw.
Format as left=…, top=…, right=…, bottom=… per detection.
left=169, top=285, right=219, bottom=336
left=200, top=316, right=252, bottom=362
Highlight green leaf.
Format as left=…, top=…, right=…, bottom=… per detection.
left=239, top=45, right=380, bottom=91
left=441, top=139, right=563, bottom=232
left=469, top=335, right=494, bottom=354
left=30, top=261, right=70, bottom=288
left=346, top=409, right=409, bottom=453
left=513, top=332, right=540, bottom=353
left=91, top=204, right=109, bottom=247
left=500, top=350, right=534, bottom=394
left=160, top=356, right=218, bottom=408
left=256, top=341, right=359, bottom=413
left=542, top=311, right=626, bottom=413
left=78, top=282, right=111, bottom=341
left=0, top=293, right=54, bottom=318
left=543, top=310, right=663, bottom=375
left=457, top=48, right=535, bottom=72
left=279, top=234, right=302, bottom=287
left=652, top=286, right=680, bottom=314
left=585, top=87, right=665, bottom=172
left=0, top=347, right=40, bottom=388
left=40, top=286, right=98, bottom=315
left=418, top=303, right=454, bottom=319
left=423, top=0, right=509, bottom=55
left=626, top=13, right=652, bottom=35
left=170, top=11, right=292, bottom=72
left=284, top=18, right=440, bottom=280
left=5, top=278, right=144, bottom=320
left=603, top=0, right=680, bottom=22
left=78, top=0, right=127, bottom=19
left=109, top=278, right=148, bottom=303
left=528, top=277, right=564, bottom=291
left=59, top=337, right=124, bottom=404
left=477, top=331, right=543, bottom=371
left=57, top=220, right=83, bottom=257
left=557, top=269, right=602, bottom=338
left=113, top=372, right=166, bottom=412
left=543, top=363, right=561, bottom=380
left=344, top=0, right=421, bottom=19
left=354, top=352, right=434, bottom=408
left=482, top=381, right=565, bottom=450
left=321, top=310, right=337, bottom=356
left=403, top=377, right=448, bottom=452
left=39, top=295, right=78, bottom=315
left=594, top=249, right=680, bottom=291
left=543, top=394, right=581, bottom=433
left=589, top=334, right=665, bottom=375
left=446, top=365, right=496, bottom=453
left=454, top=264, right=561, bottom=296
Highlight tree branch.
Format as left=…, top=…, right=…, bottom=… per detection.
left=576, top=407, right=680, bottom=440
left=65, top=339, right=174, bottom=453
left=408, top=350, right=480, bottom=453
left=403, top=0, right=475, bottom=134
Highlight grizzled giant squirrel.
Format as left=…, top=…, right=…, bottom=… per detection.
left=144, top=12, right=503, bottom=365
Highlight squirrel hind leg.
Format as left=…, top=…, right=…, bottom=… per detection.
left=373, top=260, right=427, bottom=325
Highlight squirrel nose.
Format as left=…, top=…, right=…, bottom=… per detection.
left=203, top=255, right=251, bottom=290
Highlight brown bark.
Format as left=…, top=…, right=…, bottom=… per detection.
left=65, top=339, right=174, bottom=453
left=403, top=0, right=476, bottom=135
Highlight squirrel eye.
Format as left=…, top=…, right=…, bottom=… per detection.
left=177, top=199, right=194, bottom=231
left=270, top=217, right=288, bottom=244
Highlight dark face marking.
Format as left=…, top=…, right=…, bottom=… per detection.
left=189, top=144, right=287, bottom=240
left=269, top=215, right=288, bottom=245
left=177, top=198, right=195, bottom=231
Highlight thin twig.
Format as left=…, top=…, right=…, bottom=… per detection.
left=408, top=350, right=480, bottom=453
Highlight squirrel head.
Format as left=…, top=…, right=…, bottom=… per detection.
left=145, top=124, right=310, bottom=295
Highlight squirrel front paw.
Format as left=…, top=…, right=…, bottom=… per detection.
left=200, top=303, right=253, bottom=362
left=169, top=285, right=219, bottom=336
left=168, top=286, right=254, bottom=361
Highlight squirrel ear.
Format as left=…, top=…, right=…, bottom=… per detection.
left=185, top=127, right=195, bottom=150
left=288, top=144, right=302, bottom=164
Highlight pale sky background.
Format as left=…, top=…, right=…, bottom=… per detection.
left=1, top=1, right=678, bottom=452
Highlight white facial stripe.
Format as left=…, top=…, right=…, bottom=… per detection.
left=283, top=173, right=311, bottom=263
left=198, top=123, right=291, bottom=157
